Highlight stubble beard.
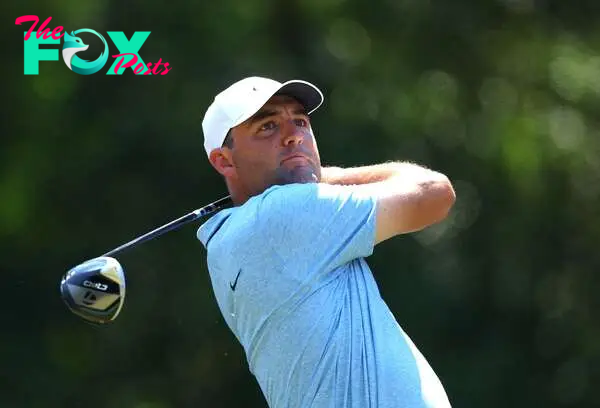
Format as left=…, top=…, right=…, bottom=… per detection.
left=273, top=163, right=320, bottom=185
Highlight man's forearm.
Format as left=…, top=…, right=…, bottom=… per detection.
left=321, top=162, right=442, bottom=186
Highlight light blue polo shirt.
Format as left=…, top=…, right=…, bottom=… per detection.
left=197, top=182, right=451, bottom=408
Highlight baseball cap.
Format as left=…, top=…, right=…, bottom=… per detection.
left=201, top=76, right=324, bottom=157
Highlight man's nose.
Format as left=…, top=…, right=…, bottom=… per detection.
left=281, top=120, right=304, bottom=146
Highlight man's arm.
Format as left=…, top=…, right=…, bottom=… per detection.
left=321, top=162, right=456, bottom=244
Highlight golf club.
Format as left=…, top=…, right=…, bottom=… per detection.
left=60, top=195, right=232, bottom=325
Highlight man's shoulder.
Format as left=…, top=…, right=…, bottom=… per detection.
left=196, top=183, right=352, bottom=248
left=257, top=182, right=352, bottom=206
left=196, top=208, right=233, bottom=248
left=260, top=182, right=318, bottom=198
left=194, top=186, right=287, bottom=249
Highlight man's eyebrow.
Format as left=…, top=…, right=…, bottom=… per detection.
left=247, top=106, right=308, bottom=126
left=247, top=109, right=278, bottom=125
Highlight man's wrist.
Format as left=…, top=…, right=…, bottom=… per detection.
left=320, top=162, right=404, bottom=185
left=321, top=166, right=345, bottom=185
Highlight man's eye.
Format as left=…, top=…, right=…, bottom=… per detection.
left=295, top=118, right=308, bottom=127
left=259, top=121, right=276, bottom=131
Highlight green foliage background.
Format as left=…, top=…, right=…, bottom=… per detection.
left=2, top=0, right=599, bottom=407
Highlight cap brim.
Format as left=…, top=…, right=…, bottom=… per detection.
left=276, top=80, right=324, bottom=114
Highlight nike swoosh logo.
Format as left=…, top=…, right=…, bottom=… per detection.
left=229, top=269, right=242, bottom=291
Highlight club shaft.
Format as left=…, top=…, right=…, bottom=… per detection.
left=102, top=195, right=232, bottom=257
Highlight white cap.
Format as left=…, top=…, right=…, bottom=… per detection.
left=201, top=76, right=324, bottom=157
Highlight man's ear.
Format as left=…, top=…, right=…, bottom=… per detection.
left=209, top=148, right=236, bottom=178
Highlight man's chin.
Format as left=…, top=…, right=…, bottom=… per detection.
left=275, top=167, right=319, bottom=185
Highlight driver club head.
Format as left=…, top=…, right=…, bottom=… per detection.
left=60, top=256, right=126, bottom=324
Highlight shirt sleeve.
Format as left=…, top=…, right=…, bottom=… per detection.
left=254, top=182, right=377, bottom=274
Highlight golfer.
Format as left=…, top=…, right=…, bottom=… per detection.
left=198, top=76, right=456, bottom=408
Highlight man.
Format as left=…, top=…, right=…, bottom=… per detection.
left=197, top=76, right=456, bottom=407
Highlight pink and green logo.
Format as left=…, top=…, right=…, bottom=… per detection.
left=15, top=15, right=172, bottom=75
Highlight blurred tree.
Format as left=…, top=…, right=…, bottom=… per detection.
left=2, top=0, right=599, bottom=407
